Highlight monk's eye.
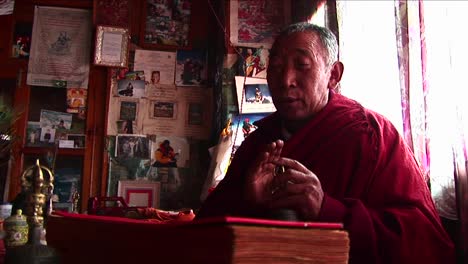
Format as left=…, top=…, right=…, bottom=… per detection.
left=295, top=59, right=311, bottom=69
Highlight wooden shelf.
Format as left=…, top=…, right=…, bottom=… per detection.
left=21, top=147, right=85, bottom=156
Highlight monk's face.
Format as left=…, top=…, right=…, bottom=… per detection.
left=267, top=31, right=332, bottom=122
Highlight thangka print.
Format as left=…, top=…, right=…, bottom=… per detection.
left=229, top=0, right=291, bottom=48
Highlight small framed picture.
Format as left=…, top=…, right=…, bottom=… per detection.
left=94, top=25, right=130, bottom=68
left=140, top=0, right=192, bottom=49
left=119, top=100, right=138, bottom=121
left=118, top=180, right=161, bottom=208
left=150, top=101, right=177, bottom=119
left=187, top=102, right=203, bottom=126
left=115, top=134, right=151, bottom=159
left=67, top=134, right=86, bottom=148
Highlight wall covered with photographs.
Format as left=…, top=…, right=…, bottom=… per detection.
left=96, top=0, right=215, bottom=211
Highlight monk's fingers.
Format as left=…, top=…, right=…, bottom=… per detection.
left=265, top=139, right=284, bottom=163
left=273, top=157, right=310, bottom=174
left=272, top=167, right=321, bottom=189
left=271, top=182, right=321, bottom=199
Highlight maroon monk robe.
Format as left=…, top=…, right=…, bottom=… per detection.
left=196, top=90, right=455, bottom=264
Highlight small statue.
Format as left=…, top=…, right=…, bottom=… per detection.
left=71, top=191, right=80, bottom=213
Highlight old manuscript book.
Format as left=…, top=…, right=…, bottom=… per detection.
left=46, top=212, right=349, bottom=264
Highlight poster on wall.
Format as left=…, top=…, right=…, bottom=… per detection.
left=27, top=6, right=92, bottom=88
left=229, top=0, right=291, bottom=48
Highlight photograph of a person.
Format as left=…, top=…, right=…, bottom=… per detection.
left=117, top=79, right=145, bottom=98
left=244, top=83, right=272, bottom=104
left=231, top=113, right=268, bottom=147
left=117, top=120, right=135, bottom=134
left=151, top=136, right=189, bottom=168
left=116, top=135, right=150, bottom=159
left=151, top=101, right=176, bottom=119
left=67, top=134, right=86, bottom=148
left=40, top=109, right=73, bottom=130
left=235, top=76, right=276, bottom=114
left=125, top=70, right=145, bottom=81
left=150, top=70, right=160, bottom=85
left=26, top=121, right=42, bottom=146
left=40, top=127, right=56, bottom=144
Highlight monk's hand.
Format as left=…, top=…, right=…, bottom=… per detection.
left=244, top=139, right=284, bottom=206
left=270, top=157, right=324, bottom=221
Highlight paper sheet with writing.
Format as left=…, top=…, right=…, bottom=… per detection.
left=27, top=6, right=92, bottom=88
left=133, top=49, right=176, bottom=85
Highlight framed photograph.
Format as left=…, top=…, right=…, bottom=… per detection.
left=119, top=100, right=138, bottom=121
left=151, top=136, right=190, bottom=168
left=150, top=101, right=177, bottom=119
left=231, top=112, right=269, bottom=147
left=117, top=79, right=146, bottom=98
left=118, top=180, right=161, bottom=208
left=187, top=102, right=203, bottom=126
left=234, top=46, right=269, bottom=78
left=67, top=134, right=86, bottom=148
left=115, top=134, right=151, bottom=159
left=40, top=109, right=73, bottom=130
left=94, top=25, right=130, bottom=68
left=117, top=120, right=135, bottom=134
left=229, top=0, right=291, bottom=48
left=235, top=76, right=276, bottom=114
left=140, top=0, right=192, bottom=49
left=25, top=121, right=42, bottom=147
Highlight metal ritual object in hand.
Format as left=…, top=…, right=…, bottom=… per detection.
left=273, top=165, right=286, bottom=177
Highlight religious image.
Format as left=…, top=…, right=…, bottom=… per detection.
left=235, top=46, right=269, bottom=78
left=144, top=0, right=191, bottom=47
left=12, top=22, right=32, bottom=58
left=66, top=88, right=87, bottom=114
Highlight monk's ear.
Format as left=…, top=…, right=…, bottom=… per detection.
left=327, top=61, right=344, bottom=90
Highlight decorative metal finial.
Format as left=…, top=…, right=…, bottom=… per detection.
left=20, top=159, right=54, bottom=233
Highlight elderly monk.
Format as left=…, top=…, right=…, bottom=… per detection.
left=196, top=22, right=455, bottom=263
